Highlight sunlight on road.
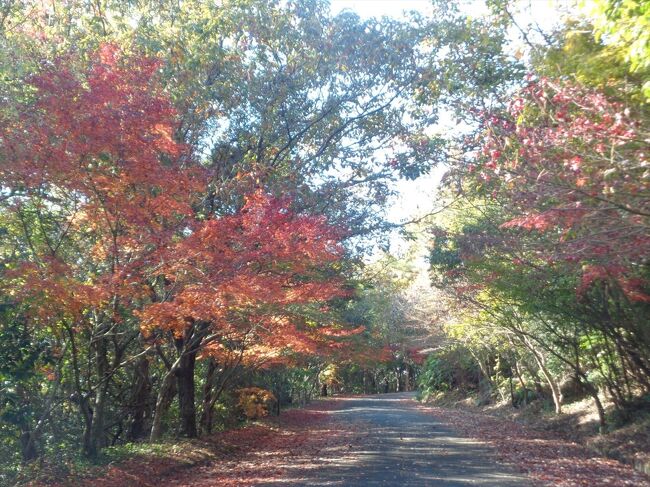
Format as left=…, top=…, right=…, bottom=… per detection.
left=260, top=393, right=528, bottom=486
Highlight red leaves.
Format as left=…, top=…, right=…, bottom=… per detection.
left=472, top=78, right=650, bottom=300
left=1, top=44, right=205, bottom=327
left=139, top=190, right=352, bottom=364
left=176, top=402, right=358, bottom=487
left=579, top=265, right=650, bottom=302
left=15, top=44, right=192, bottom=200
left=501, top=208, right=589, bottom=233
left=64, top=399, right=354, bottom=487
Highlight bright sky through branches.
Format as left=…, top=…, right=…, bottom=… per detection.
left=329, top=0, right=568, bottom=257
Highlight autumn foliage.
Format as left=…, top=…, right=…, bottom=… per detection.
left=0, top=41, right=362, bottom=463
left=140, top=190, right=348, bottom=352
left=478, top=78, right=649, bottom=301
left=236, top=387, right=277, bottom=419
left=3, top=2, right=650, bottom=485
left=2, top=44, right=202, bottom=325
left=429, top=73, right=650, bottom=428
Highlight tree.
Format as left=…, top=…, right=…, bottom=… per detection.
left=141, top=191, right=353, bottom=438
left=0, top=0, right=535, bottom=474
left=584, top=0, right=650, bottom=98
left=1, top=0, right=527, bottom=243
left=425, top=23, right=650, bottom=423
left=1, top=44, right=201, bottom=457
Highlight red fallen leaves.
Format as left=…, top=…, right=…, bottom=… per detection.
left=180, top=401, right=359, bottom=487
left=417, top=404, right=650, bottom=487
left=60, top=399, right=356, bottom=487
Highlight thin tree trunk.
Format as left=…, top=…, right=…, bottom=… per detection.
left=513, top=359, right=528, bottom=406
left=150, top=368, right=177, bottom=441
left=18, top=419, right=38, bottom=462
left=86, top=333, right=109, bottom=458
left=128, top=357, right=151, bottom=441
left=533, top=350, right=563, bottom=414
left=573, top=368, right=607, bottom=432
left=199, top=359, right=217, bottom=435
left=521, top=335, right=563, bottom=414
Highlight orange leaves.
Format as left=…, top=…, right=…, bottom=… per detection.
left=235, top=387, right=277, bottom=419
left=0, top=44, right=206, bottom=330
left=3, top=260, right=107, bottom=325
left=2, top=43, right=355, bottom=373
left=140, top=190, right=351, bottom=362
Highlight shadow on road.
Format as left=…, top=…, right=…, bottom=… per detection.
left=261, top=392, right=529, bottom=486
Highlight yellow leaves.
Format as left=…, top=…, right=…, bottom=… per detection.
left=318, top=363, right=341, bottom=386
left=236, top=387, right=276, bottom=420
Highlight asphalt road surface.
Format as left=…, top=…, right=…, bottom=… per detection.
left=265, top=392, right=530, bottom=487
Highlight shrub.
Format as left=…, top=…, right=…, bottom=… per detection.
left=235, top=387, right=277, bottom=420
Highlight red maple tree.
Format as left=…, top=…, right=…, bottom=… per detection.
left=141, top=190, right=357, bottom=438
left=476, top=78, right=649, bottom=301
left=0, top=44, right=202, bottom=456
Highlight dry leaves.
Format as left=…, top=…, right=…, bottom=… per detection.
left=417, top=403, right=650, bottom=487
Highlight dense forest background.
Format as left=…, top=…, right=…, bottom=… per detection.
left=0, top=0, right=648, bottom=483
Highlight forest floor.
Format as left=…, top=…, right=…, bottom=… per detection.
left=422, top=390, right=650, bottom=479
left=37, top=392, right=649, bottom=487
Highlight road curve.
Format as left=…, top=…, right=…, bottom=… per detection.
left=264, top=392, right=530, bottom=487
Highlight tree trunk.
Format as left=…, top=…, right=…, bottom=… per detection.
left=199, top=359, right=217, bottom=435
left=521, top=360, right=544, bottom=395
left=86, top=333, right=109, bottom=458
left=573, top=370, right=607, bottom=432
left=19, top=421, right=38, bottom=463
left=521, top=335, right=563, bottom=414
left=150, top=368, right=177, bottom=441
left=65, top=324, right=94, bottom=456
left=533, top=351, right=563, bottom=414
left=81, top=396, right=93, bottom=455
left=177, top=347, right=198, bottom=438
left=128, top=357, right=151, bottom=441
left=513, top=359, right=528, bottom=406
left=587, top=382, right=607, bottom=433
left=469, top=350, right=493, bottom=404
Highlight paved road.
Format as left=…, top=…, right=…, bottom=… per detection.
left=267, top=392, right=530, bottom=487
